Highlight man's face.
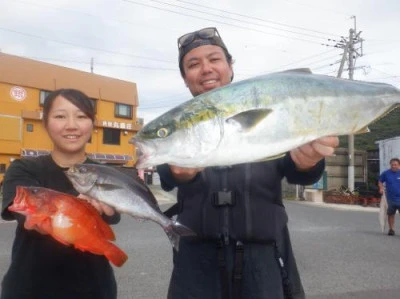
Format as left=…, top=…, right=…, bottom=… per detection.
left=182, top=45, right=233, bottom=96
left=390, top=160, right=400, bottom=172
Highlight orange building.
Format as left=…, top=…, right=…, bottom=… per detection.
left=0, top=53, right=142, bottom=186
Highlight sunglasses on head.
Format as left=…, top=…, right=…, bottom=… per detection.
left=178, top=27, right=222, bottom=49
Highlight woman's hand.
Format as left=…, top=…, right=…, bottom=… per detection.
left=78, top=194, right=116, bottom=216
left=290, top=136, right=339, bottom=171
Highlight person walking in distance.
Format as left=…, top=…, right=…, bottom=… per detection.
left=379, top=158, right=400, bottom=236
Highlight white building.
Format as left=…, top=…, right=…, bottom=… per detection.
left=376, top=136, right=400, bottom=173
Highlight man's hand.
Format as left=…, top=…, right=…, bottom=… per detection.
left=378, top=182, right=384, bottom=195
left=78, top=194, right=116, bottom=216
left=169, top=165, right=204, bottom=183
left=290, top=136, right=339, bottom=171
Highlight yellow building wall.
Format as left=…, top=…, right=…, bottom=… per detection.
left=0, top=84, right=42, bottom=113
left=0, top=115, right=21, bottom=141
left=22, top=119, right=53, bottom=150
left=0, top=54, right=142, bottom=185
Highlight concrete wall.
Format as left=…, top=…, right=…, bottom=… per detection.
left=281, top=147, right=368, bottom=197
left=324, top=147, right=367, bottom=190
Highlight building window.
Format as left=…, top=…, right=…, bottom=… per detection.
left=26, top=124, right=34, bottom=132
left=115, top=103, right=132, bottom=119
left=103, top=128, right=120, bottom=145
left=39, top=90, right=52, bottom=106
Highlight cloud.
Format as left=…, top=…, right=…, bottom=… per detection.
left=1, top=0, right=399, bottom=124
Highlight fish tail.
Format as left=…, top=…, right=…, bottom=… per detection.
left=164, top=221, right=196, bottom=252
left=104, top=243, right=129, bottom=267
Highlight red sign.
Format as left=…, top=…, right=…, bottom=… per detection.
left=10, top=86, right=27, bottom=102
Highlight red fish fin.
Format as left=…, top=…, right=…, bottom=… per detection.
left=74, top=240, right=128, bottom=267
left=75, top=197, right=116, bottom=240
left=35, top=217, right=53, bottom=235
left=24, top=215, right=52, bottom=231
left=104, top=243, right=128, bottom=267
left=96, top=218, right=116, bottom=241
left=24, top=216, right=39, bottom=230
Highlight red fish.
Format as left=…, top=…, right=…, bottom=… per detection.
left=9, top=186, right=128, bottom=267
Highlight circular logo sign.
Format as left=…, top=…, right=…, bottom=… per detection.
left=10, top=86, right=27, bottom=102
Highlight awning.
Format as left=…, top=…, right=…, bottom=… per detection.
left=21, top=149, right=50, bottom=157
left=86, top=153, right=133, bottom=164
left=21, top=149, right=132, bottom=164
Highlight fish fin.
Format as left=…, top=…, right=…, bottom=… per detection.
left=354, top=126, right=370, bottom=134
left=95, top=218, right=116, bottom=240
left=256, top=153, right=286, bottom=162
left=36, top=217, right=53, bottom=234
left=75, top=239, right=128, bottom=267
left=282, top=68, right=312, bottom=74
left=81, top=199, right=116, bottom=240
left=24, top=215, right=51, bottom=231
left=226, top=109, right=272, bottom=132
left=72, top=197, right=116, bottom=240
left=164, top=221, right=197, bottom=252
left=104, top=243, right=128, bottom=267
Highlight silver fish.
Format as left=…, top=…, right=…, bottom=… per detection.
left=131, top=69, right=400, bottom=168
left=65, top=164, right=195, bottom=251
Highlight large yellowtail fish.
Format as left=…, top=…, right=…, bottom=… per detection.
left=131, top=69, right=400, bottom=168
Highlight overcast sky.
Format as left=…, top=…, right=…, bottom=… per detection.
left=1, top=0, right=399, bottom=123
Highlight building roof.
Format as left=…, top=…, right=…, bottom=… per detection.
left=0, top=53, right=138, bottom=106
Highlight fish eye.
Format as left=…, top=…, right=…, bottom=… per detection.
left=31, top=188, right=39, bottom=194
left=157, top=128, right=169, bottom=138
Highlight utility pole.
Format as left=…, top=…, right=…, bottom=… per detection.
left=335, top=16, right=363, bottom=191
left=90, top=57, right=94, bottom=73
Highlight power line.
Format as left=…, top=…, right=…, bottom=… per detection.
left=11, top=0, right=180, bottom=36
left=148, top=0, right=335, bottom=41
left=283, top=0, right=351, bottom=17
left=177, top=0, right=342, bottom=38
left=262, top=48, right=339, bottom=73
left=15, top=55, right=178, bottom=71
left=370, top=67, right=399, bottom=78
left=140, top=91, right=190, bottom=106
left=123, top=0, right=329, bottom=45
left=0, top=27, right=176, bottom=64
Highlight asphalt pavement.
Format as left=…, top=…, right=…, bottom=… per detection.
left=1, top=186, right=398, bottom=299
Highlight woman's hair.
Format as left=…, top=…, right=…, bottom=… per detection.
left=42, top=89, right=95, bottom=125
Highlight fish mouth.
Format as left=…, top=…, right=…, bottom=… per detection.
left=132, top=140, right=154, bottom=169
left=135, top=147, right=151, bottom=169
left=8, top=186, right=28, bottom=212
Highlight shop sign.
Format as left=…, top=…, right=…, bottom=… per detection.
left=10, top=86, right=27, bottom=102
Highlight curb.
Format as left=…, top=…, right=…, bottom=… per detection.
left=290, top=199, right=380, bottom=212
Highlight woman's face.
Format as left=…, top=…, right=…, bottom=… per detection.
left=182, top=45, right=233, bottom=96
left=45, top=95, right=93, bottom=155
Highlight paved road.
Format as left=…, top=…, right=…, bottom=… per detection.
left=1, top=189, right=400, bottom=298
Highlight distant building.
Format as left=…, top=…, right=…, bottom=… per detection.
left=0, top=53, right=143, bottom=185
left=376, top=136, right=400, bottom=174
